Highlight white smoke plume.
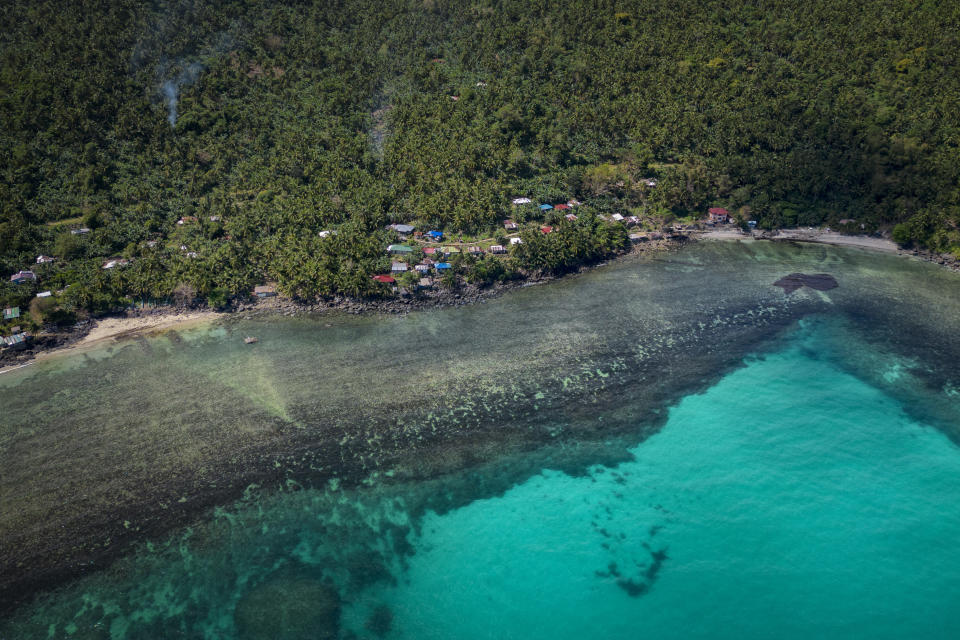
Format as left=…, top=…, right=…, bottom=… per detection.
left=161, top=62, right=204, bottom=127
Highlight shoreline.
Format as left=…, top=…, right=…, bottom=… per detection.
left=0, top=311, right=224, bottom=375
left=700, top=227, right=960, bottom=270
left=0, top=238, right=683, bottom=371
left=2, top=229, right=954, bottom=372
left=700, top=227, right=900, bottom=252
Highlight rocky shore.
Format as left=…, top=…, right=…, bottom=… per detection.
left=1, top=238, right=683, bottom=371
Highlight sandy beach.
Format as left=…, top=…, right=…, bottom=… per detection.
left=702, top=228, right=900, bottom=253
left=70, top=311, right=222, bottom=348
left=0, top=311, right=223, bottom=374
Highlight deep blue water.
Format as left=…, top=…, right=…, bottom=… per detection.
left=342, top=323, right=960, bottom=639
left=3, top=241, right=960, bottom=639
left=5, top=318, right=960, bottom=639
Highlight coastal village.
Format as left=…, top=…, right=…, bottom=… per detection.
left=1, top=195, right=740, bottom=358
left=217, top=196, right=718, bottom=301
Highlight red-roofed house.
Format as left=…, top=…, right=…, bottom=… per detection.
left=372, top=275, right=396, bottom=284
left=708, top=207, right=730, bottom=223
left=540, top=226, right=554, bottom=234
left=554, top=204, right=570, bottom=210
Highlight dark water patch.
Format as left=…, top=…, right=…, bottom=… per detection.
left=363, top=603, right=393, bottom=637
left=616, top=547, right=669, bottom=598
left=234, top=568, right=340, bottom=640
left=774, top=273, right=839, bottom=294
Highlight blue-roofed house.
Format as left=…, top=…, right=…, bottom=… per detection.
left=427, top=230, right=443, bottom=240
left=3, top=332, right=29, bottom=348
left=9, top=270, right=36, bottom=284
left=539, top=204, right=553, bottom=211
left=435, top=262, right=452, bottom=270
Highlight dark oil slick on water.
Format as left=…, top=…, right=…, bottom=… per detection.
left=1, top=240, right=959, bottom=639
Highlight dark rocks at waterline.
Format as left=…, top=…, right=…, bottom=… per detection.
left=234, top=576, right=341, bottom=640
left=773, top=273, right=839, bottom=294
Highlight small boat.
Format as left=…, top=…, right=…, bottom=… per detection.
left=244, top=336, right=258, bottom=344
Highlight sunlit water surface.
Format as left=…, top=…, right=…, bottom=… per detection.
left=2, top=241, right=960, bottom=639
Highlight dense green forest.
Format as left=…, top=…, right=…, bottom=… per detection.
left=1, top=0, right=959, bottom=327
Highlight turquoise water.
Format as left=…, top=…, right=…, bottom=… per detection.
left=5, top=318, right=960, bottom=638
left=339, top=324, right=960, bottom=640
left=4, top=242, right=960, bottom=637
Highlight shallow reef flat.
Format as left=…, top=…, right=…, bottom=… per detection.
left=1, top=240, right=959, bottom=620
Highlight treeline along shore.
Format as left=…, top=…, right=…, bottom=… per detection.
left=6, top=218, right=959, bottom=371
left=3, top=0, right=960, bottom=359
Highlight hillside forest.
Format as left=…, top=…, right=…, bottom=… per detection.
left=2, top=0, right=959, bottom=328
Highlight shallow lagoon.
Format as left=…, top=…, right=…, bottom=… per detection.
left=2, top=240, right=960, bottom=637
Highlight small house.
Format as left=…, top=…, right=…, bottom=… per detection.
left=510, top=237, right=523, bottom=245
left=36, top=255, right=55, bottom=264
left=554, top=204, right=570, bottom=211
left=70, top=228, right=91, bottom=235
left=512, top=197, right=532, bottom=205
left=389, top=223, right=416, bottom=235
left=565, top=213, right=578, bottom=221
left=418, top=277, right=433, bottom=289
left=644, top=178, right=658, bottom=187
left=372, top=275, right=396, bottom=284
left=747, top=220, right=757, bottom=228
left=427, top=230, right=443, bottom=240
left=209, top=215, right=221, bottom=222
left=177, top=216, right=198, bottom=225
left=318, top=230, right=337, bottom=238
left=102, top=259, right=129, bottom=269
left=630, top=233, right=648, bottom=243
left=708, top=207, right=729, bottom=223
left=387, top=244, right=413, bottom=254
left=503, top=220, right=519, bottom=230
left=423, top=247, right=438, bottom=255
left=611, top=213, right=624, bottom=222
left=413, top=231, right=424, bottom=239
left=626, top=216, right=641, bottom=226
left=415, top=263, right=431, bottom=272
left=443, top=246, right=460, bottom=255
left=3, top=332, right=29, bottom=348
left=10, top=270, right=37, bottom=284
left=567, top=199, right=582, bottom=207
left=467, top=246, right=483, bottom=256
left=540, top=226, right=554, bottom=234
left=539, top=204, right=553, bottom=211
left=391, top=262, right=408, bottom=273
left=3, top=307, right=19, bottom=320
left=489, top=245, right=506, bottom=254
left=434, top=263, right=452, bottom=271
left=36, top=291, right=52, bottom=298
left=254, top=285, right=277, bottom=298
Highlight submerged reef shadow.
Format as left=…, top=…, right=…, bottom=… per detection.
left=773, top=273, right=839, bottom=294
